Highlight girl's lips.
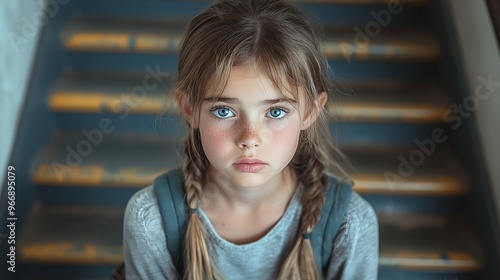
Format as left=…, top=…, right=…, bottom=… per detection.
left=233, top=158, right=267, bottom=172
left=234, top=158, right=266, bottom=164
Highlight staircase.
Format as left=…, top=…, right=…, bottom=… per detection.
left=2, top=0, right=499, bottom=279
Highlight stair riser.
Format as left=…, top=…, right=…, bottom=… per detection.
left=365, top=195, right=465, bottom=215
left=36, top=186, right=138, bottom=206
left=15, top=263, right=116, bottom=280
left=53, top=112, right=186, bottom=138
left=378, top=269, right=481, bottom=280
left=66, top=52, right=438, bottom=81
left=74, top=0, right=427, bottom=26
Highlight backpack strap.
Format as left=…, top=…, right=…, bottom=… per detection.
left=153, top=168, right=188, bottom=275
left=310, top=175, right=353, bottom=275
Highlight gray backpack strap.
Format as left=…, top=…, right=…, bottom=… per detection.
left=153, top=168, right=187, bottom=274
left=310, top=175, right=353, bottom=275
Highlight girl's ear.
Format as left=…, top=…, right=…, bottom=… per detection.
left=175, top=91, right=198, bottom=128
left=301, top=91, right=327, bottom=130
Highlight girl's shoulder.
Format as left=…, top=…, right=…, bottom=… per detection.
left=323, top=173, right=376, bottom=225
left=337, top=190, right=379, bottom=255
left=125, top=185, right=159, bottom=218
left=123, top=185, right=166, bottom=245
left=126, top=168, right=184, bottom=211
left=345, top=191, right=378, bottom=226
left=123, top=186, right=181, bottom=278
left=326, top=191, right=379, bottom=278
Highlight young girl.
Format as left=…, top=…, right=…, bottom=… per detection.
left=123, top=0, right=378, bottom=279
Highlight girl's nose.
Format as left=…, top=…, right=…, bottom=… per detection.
left=237, top=122, right=262, bottom=150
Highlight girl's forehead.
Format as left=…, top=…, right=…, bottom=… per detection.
left=205, top=65, right=299, bottom=101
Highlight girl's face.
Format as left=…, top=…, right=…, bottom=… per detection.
left=197, top=65, right=307, bottom=189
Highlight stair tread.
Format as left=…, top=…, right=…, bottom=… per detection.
left=293, top=0, right=427, bottom=4
left=378, top=212, right=483, bottom=270
left=62, top=19, right=438, bottom=61
left=334, top=81, right=450, bottom=123
left=49, top=73, right=449, bottom=123
left=49, top=72, right=174, bottom=115
left=32, top=133, right=182, bottom=188
left=344, top=144, right=468, bottom=196
left=19, top=204, right=123, bottom=264
left=19, top=205, right=481, bottom=271
left=33, top=133, right=467, bottom=197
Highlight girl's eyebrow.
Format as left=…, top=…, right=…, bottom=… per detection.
left=203, top=97, right=297, bottom=105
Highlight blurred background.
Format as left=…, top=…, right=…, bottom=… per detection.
left=1, top=0, right=499, bottom=279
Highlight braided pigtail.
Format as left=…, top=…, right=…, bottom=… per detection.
left=182, top=129, right=224, bottom=280
left=277, top=133, right=328, bottom=280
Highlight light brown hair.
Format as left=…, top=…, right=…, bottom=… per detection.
left=170, top=0, right=349, bottom=279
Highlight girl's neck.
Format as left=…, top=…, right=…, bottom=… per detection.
left=198, top=166, right=298, bottom=244
left=200, top=165, right=298, bottom=211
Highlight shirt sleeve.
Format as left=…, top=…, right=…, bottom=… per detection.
left=123, top=186, right=181, bottom=280
left=325, top=192, right=379, bottom=280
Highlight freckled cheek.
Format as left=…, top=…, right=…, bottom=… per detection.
left=201, top=127, right=234, bottom=159
left=269, top=123, right=301, bottom=157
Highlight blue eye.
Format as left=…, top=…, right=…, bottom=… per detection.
left=267, top=108, right=287, bottom=119
left=212, top=107, right=234, bottom=118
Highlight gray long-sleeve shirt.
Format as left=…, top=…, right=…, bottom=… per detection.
left=123, top=182, right=379, bottom=279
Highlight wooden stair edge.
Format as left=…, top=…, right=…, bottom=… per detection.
left=377, top=212, right=484, bottom=271
left=379, top=251, right=482, bottom=271
left=18, top=204, right=124, bottom=265
left=351, top=173, right=467, bottom=196
left=31, top=133, right=183, bottom=188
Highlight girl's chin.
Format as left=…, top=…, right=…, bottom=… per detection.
left=225, top=171, right=275, bottom=188
left=207, top=165, right=284, bottom=189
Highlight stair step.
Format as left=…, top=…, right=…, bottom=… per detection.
left=22, top=276, right=109, bottom=280
left=378, top=213, right=483, bottom=271
left=49, top=72, right=174, bottom=115
left=334, top=81, right=450, bottom=123
left=49, top=73, right=448, bottom=123
left=74, top=1, right=427, bottom=27
left=18, top=204, right=123, bottom=264
left=19, top=205, right=481, bottom=274
left=32, top=133, right=182, bottom=188
left=19, top=264, right=115, bottom=280
left=293, top=0, right=428, bottom=4
left=345, top=145, right=468, bottom=196
left=323, top=28, right=439, bottom=61
left=62, top=20, right=438, bottom=61
left=33, top=133, right=467, bottom=198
